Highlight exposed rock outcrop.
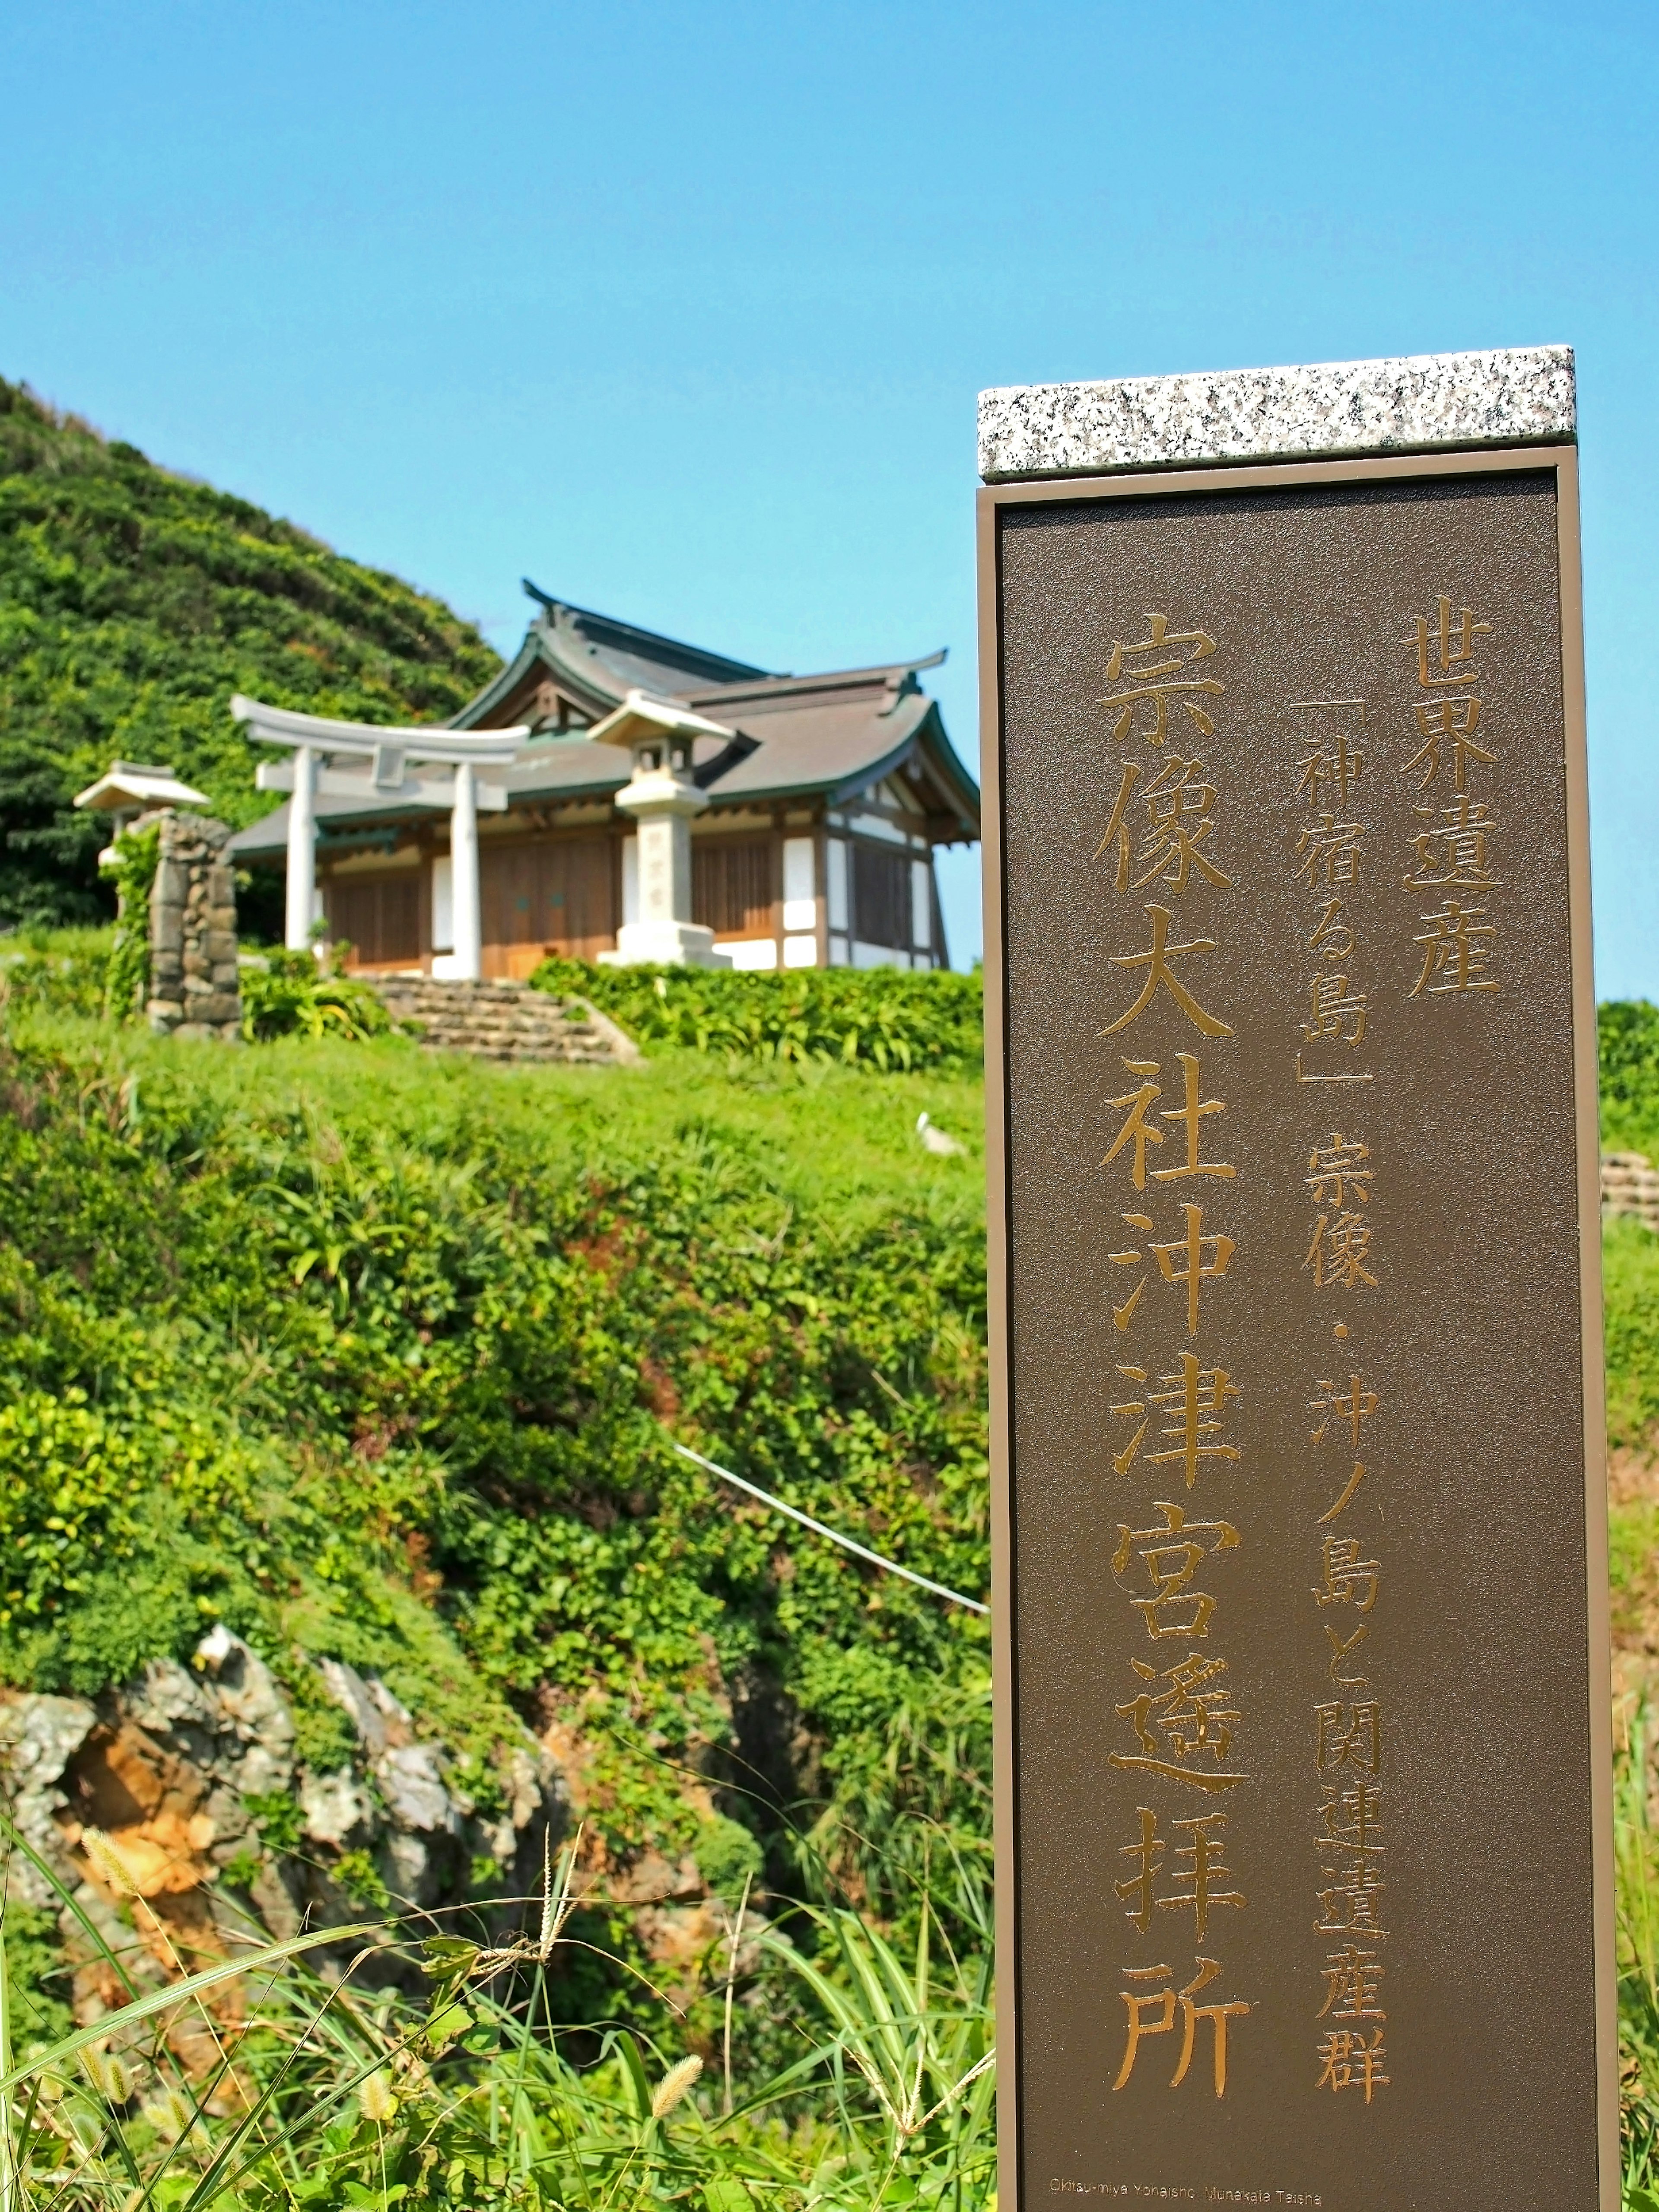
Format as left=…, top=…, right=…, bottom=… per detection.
left=0, top=1627, right=565, bottom=2032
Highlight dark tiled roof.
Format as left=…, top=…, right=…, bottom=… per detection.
left=456, top=592, right=774, bottom=728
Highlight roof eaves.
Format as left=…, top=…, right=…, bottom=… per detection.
left=681, top=648, right=947, bottom=712
left=449, top=630, right=549, bottom=730
left=910, top=700, right=982, bottom=832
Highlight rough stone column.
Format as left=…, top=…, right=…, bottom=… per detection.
left=148, top=811, right=242, bottom=1040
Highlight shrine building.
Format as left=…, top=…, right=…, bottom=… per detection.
left=228, top=587, right=979, bottom=978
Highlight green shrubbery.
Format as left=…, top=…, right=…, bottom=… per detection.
left=1602, top=1004, right=1659, bottom=1452
left=1604, top=998, right=1659, bottom=1134
left=532, top=956, right=984, bottom=1073
left=238, top=946, right=396, bottom=1042
left=0, top=376, right=500, bottom=930
left=0, top=925, right=112, bottom=1018
left=99, top=820, right=160, bottom=1020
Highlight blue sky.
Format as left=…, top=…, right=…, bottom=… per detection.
left=2, top=0, right=1655, bottom=982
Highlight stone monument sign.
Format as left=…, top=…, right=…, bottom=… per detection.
left=977, top=348, right=1612, bottom=2212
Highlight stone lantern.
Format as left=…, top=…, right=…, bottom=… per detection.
left=591, top=692, right=735, bottom=968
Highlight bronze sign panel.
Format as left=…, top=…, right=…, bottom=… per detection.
left=979, top=450, right=1612, bottom=2212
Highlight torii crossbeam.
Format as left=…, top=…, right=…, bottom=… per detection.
left=233, top=696, right=527, bottom=976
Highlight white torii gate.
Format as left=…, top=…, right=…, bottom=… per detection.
left=232, top=697, right=526, bottom=979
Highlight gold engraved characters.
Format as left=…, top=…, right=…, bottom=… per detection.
left=1405, top=698, right=1494, bottom=792
left=1109, top=1207, right=1237, bottom=1335
left=1313, top=1535, right=1380, bottom=1614
left=1098, top=760, right=1233, bottom=893
left=1288, top=703, right=1373, bottom=1084
left=1316, top=2028, right=1390, bottom=2102
left=1101, top=906, right=1234, bottom=1039
left=1114, top=1959, right=1252, bottom=2096
left=1097, top=613, right=1251, bottom=2098
left=1403, top=796, right=1503, bottom=890
left=1315, top=1936, right=1390, bottom=2101
left=1297, top=728, right=1364, bottom=811
left=1401, top=595, right=1502, bottom=996
left=1406, top=595, right=1489, bottom=689
left=1303, top=1133, right=1378, bottom=1292
left=1309, top=1367, right=1377, bottom=1525
left=1315, top=1701, right=1381, bottom=1774
left=1293, top=814, right=1364, bottom=893
left=1309, top=1373, right=1379, bottom=1449
left=1110, top=1359, right=1243, bottom=1484
left=1112, top=1503, right=1241, bottom=1634
left=1102, top=615, right=1222, bottom=745
left=1116, top=1810, right=1246, bottom=1936
left=1306, top=1354, right=1389, bottom=2096
left=1103, top=1055, right=1235, bottom=1189
left=1112, top=1651, right=1247, bottom=1790
left=1410, top=897, right=1498, bottom=997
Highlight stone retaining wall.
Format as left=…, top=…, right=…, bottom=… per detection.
left=1602, top=1150, right=1659, bottom=1233
left=147, top=811, right=242, bottom=1040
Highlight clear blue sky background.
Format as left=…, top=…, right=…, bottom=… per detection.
left=2, top=0, right=1654, bottom=982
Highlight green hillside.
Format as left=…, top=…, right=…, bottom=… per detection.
left=0, top=378, right=500, bottom=928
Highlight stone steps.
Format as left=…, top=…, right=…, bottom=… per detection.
left=368, top=977, right=639, bottom=1067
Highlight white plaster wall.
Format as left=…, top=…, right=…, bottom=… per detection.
left=826, top=838, right=849, bottom=930
left=911, top=860, right=932, bottom=957
left=727, top=938, right=778, bottom=971
left=782, top=836, right=816, bottom=931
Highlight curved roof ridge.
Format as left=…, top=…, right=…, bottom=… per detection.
left=521, top=580, right=774, bottom=687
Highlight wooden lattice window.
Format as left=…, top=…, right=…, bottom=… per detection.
left=693, top=837, right=775, bottom=936
left=852, top=842, right=911, bottom=950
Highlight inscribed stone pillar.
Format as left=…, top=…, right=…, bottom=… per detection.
left=607, top=743, right=728, bottom=967
left=978, top=349, right=1612, bottom=2212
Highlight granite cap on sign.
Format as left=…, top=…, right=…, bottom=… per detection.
left=977, top=346, right=1576, bottom=482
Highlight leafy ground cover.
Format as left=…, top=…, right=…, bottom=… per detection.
left=0, top=1817, right=995, bottom=2210
left=1595, top=1002, right=1659, bottom=2206
left=0, top=986, right=991, bottom=2166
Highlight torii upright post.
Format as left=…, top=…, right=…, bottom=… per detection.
left=449, top=761, right=481, bottom=982
left=285, top=744, right=318, bottom=952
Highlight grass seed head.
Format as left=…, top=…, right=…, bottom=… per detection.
left=141, top=2086, right=197, bottom=2141
left=651, top=2053, right=703, bottom=2120
left=359, top=2070, right=399, bottom=2124
left=80, top=1827, right=140, bottom=1899
left=80, top=2046, right=131, bottom=2105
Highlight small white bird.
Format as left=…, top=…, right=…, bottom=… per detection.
left=917, top=1112, right=966, bottom=1157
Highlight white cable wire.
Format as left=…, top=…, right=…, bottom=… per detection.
left=667, top=1440, right=990, bottom=1616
